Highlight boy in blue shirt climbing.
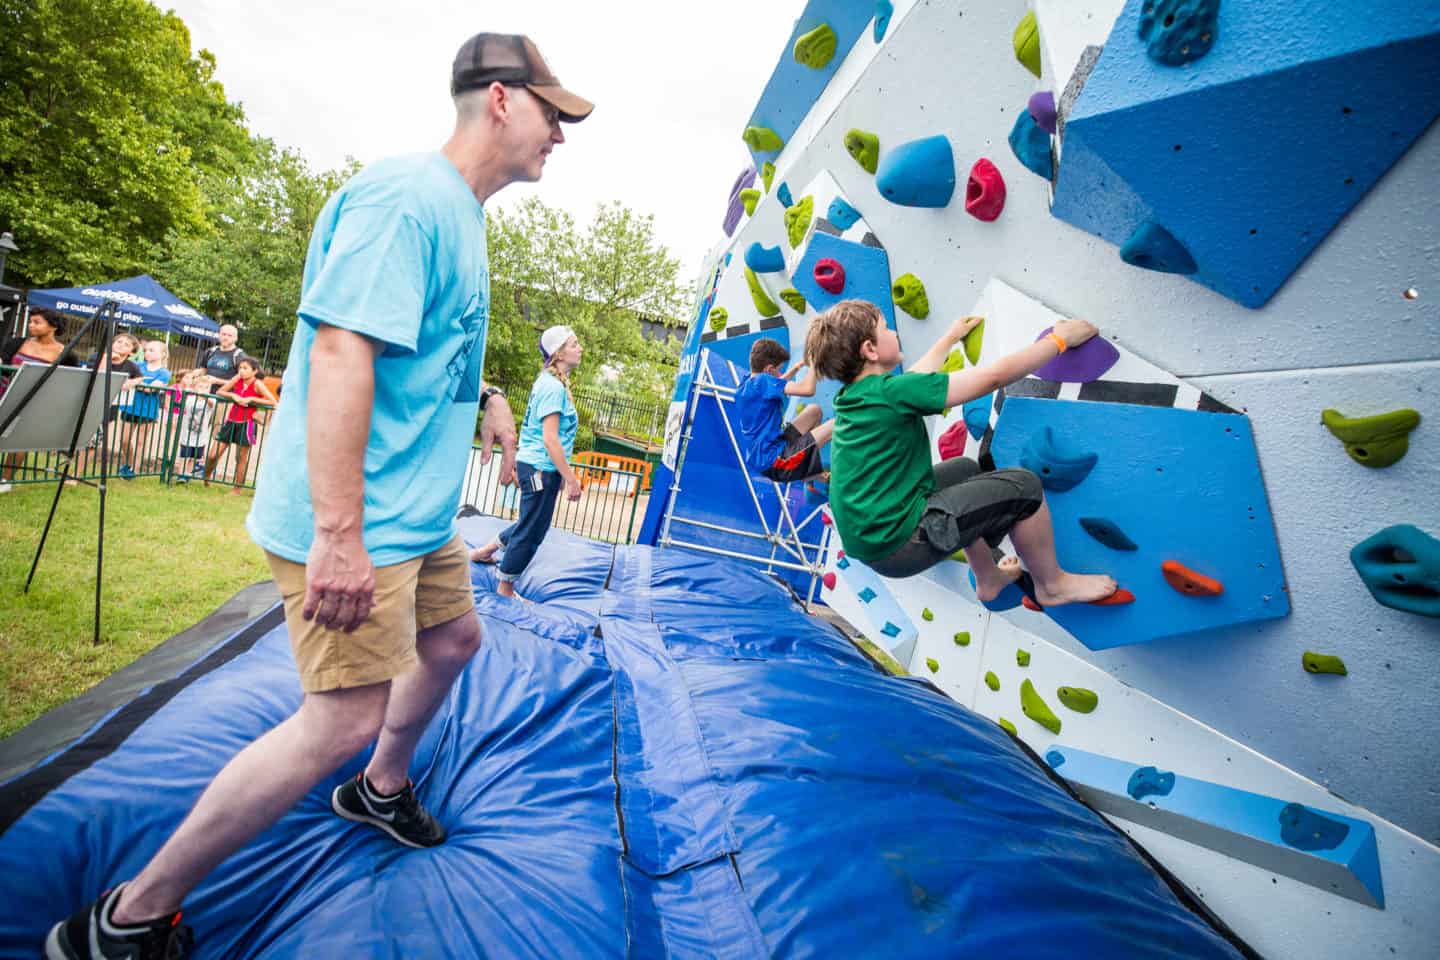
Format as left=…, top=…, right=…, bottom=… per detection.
left=734, top=337, right=832, bottom=483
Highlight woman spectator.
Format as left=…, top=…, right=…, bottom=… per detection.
left=0, top=307, right=72, bottom=490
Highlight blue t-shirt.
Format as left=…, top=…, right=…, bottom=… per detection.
left=735, top=372, right=788, bottom=473
left=247, top=152, right=490, bottom=566
left=515, top=370, right=578, bottom=471
left=126, top=363, right=171, bottom=420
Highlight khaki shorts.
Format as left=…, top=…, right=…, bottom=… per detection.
left=266, top=533, right=475, bottom=693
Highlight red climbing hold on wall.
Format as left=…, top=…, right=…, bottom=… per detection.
left=964, top=159, right=1007, bottom=222
left=1161, top=560, right=1224, bottom=597
left=1090, top=588, right=1136, bottom=606
left=1021, top=596, right=1043, bottom=612
left=823, top=572, right=837, bottom=590
left=815, top=258, right=846, bottom=293
left=821, top=512, right=833, bottom=526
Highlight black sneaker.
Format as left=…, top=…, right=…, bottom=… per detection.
left=331, top=772, right=447, bottom=848
left=45, top=883, right=193, bottom=959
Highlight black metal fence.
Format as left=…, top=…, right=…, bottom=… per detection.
left=458, top=445, right=647, bottom=545
left=498, top=381, right=668, bottom=446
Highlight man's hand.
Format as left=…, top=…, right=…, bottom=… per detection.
left=565, top=474, right=582, bottom=501
left=479, top=394, right=518, bottom=485
left=302, top=528, right=376, bottom=632
left=1053, top=318, right=1099, bottom=348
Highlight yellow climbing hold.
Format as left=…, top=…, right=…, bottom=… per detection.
left=921, top=607, right=934, bottom=622
left=985, top=671, right=1000, bottom=691
left=761, top=162, right=775, bottom=193
left=779, top=288, right=807, bottom=313
left=1057, top=686, right=1099, bottom=713
left=953, top=631, right=970, bottom=646
left=793, top=23, right=838, bottom=69
left=1021, top=679, right=1062, bottom=734
left=744, top=126, right=785, bottom=152
left=1013, top=11, right=1041, bottom=78
left=940, top=348, right=966, bottom=373
left=707, top=307, right=728, bottom=333
left=891, top=273, right=930, bottom=320
left=963, top=319, right=985, bottom=365
left=1016, top=649, right=1030, bottom=668
left=845, top=129, right=880, bottom=175
left=739, top=188, right=761, bottom=216
left=1321, top=408, right=1422, bottom=469
left=785, top=195, right=814, bottom=248
left=926, top=657, right=940, bottom=673
left=744, top=267, right=781, bottom=317
left=998, top=717, right=1017, bottom=735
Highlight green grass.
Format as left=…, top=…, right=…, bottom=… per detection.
left=0, top=480, right=270, bottom=737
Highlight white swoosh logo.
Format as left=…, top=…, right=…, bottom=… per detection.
left=361, top=789, right=397, bottom=822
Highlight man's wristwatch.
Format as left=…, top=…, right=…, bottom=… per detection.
left=480, top=385, right=505, bottom=410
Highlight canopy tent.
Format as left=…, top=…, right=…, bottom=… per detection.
left=28, top=273, right=219, bottom=341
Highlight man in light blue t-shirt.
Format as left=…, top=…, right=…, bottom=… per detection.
left=47, top=34, right=595, bottom=958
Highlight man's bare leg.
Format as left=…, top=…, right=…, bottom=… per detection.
left=364, top=611, right=482, bottom=794
left=1007, top=499, right=1117, bottom=606
left=111, top=682, right=391, bottom=924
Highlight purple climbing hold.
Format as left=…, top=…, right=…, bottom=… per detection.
left=722, top=166, right=757, bottom=237
left=1027, top=91, right=1057, bottom=134
left=1032, top=326, right=1120, bottom=383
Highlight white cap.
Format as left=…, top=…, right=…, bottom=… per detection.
left=540, top=324, right=576, bottom=360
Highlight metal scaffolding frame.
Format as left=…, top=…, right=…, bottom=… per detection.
left=658, top=353, right=829, bottom=609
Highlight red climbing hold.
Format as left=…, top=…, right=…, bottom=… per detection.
left=823, top=572, right=837, bottom=590
left=1090, top=588, right=1136, bottom=606
left=1021, top=595, right=1043, bottom=611
left=814, top=258, right=846, bottom=294
left=937, top=420, right=968, bottom=460
left=821, top=512, right=833, bottom=526
left=964, top=159, right=1007, bottom=222
left=837, top=550, right=845, bottom=559
left=1161, top=560, right=1224, bottom=597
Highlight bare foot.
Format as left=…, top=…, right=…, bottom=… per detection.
left=228, top=486, right=246, bottom=496
left=1035, top=572, right=1118, bottom=607
left=469, top=540, right=501, bottom=564
left=973, top=555, right=1023, bottom=602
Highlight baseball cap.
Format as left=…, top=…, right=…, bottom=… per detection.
left=539, top=325, right=577, bottom=360
left=451, top=33, right=594, bottom=123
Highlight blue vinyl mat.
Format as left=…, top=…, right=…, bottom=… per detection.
left=0, top=515, right=1250, bottom=958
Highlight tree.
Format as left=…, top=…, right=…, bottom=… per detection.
left=486, top=198, right=687, bottom=398
left=0, top=0, right=252, bottom=287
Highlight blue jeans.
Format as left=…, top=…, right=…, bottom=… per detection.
left=497, top=462, right=564, bottom=583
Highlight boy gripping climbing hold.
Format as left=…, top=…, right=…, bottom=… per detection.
left=734, top=337, right=833, bottom=483
left=806, top=300, right=1118, bottom=607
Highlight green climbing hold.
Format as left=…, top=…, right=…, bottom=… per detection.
left=891, top=273, right=929, bottom=319
left=1013, top=11, right=1041, bottom=78
left=1016, top=649, right=1030, bottom=668
left=707, top=307, right=728, bottom=333
left=998, top=717, right=1017, bottom=736
left=1020, top=679, right=1062, bottom=735
left=1057, top=686, right=1099, bottom=713
left=744, top=126, right=785, bottom=152
left=739, top=188, right=761, bottom=216
left=785, top=195, right=814, bottom=248
left=845, top=129, right=880, bottom=175
left=963, top=319, right=985, bottom=365
left=744, top=266, right=781, bottom=317
left=1303, top=652, right=1348, bottom=676
left=793, top=23, right=838, bottom=69
left=940, top=348, right=965, bottom=373
left=779, top=288, right=807, bottom=312
left=953, top=631, right=970, bottom=647
left=985, top=671, right=1000, bottom=691
left=761, top=162, right=775, bottom=193
left=950, top=549, right=967, bottom=563
left=922, top=607, right=934, bottom=622
left=926, top=657, right=940, bottom=674
left=1321, top=408, right=1422, bottom=469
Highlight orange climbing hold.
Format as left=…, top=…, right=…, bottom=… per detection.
left=1161, top=560, right=1224, bottom=597
left=1021, top=596, right=1043, bottom=611
left=823, top=572, right=837, bottom=590
left=1090, top=588, right=1136, bottom=606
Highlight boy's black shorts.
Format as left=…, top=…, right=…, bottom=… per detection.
left=762, top=423, right=824, bottom=483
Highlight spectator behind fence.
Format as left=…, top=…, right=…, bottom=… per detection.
left=117, top=340, right=171, bottom=479
left=0, top=307, right=73, bottom=491
left=171, top=368, right=216, bottom=484
left=69, top=333, right=144, bottom=482
left=197, top=324, right=244, bottom=394
left=206, top=356, right=276, bottom=494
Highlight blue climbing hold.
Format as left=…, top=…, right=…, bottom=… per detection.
left=1278, top=803, right=1351, bottom=852
left=858, top=586, right=877, bottom=603
left=874, top=0, right=893, bottom=42
left=1120, top=221, right=1198, bottom=275
left=836, top=556, right=850, bottom=570
left=1139, top=0, right=1221, bottom=67
left=1079, top=517, right=1138, bottom=551
left=1127, top=766, right=1176, bottom=802
left=963, top=393, right=993, bottom=441
left=875, top=135, right=955, bottom=208
left=777, top=182, right=794, bottom=208
left=1045, top=750, right=1066, bottom=769
left=881, top=621, right=901, bottom=638
left=1008, top=110, right=1053, bottom=180
left=827, top=196, right=861, bottom=231
left=1020, top=426, right=1098, bottom=492
left=1350, top=524, right=1440, bottom=618
left=744, top=242, right=786, bottom=274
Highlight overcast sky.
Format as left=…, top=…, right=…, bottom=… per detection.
left=163, top=0, right=804, bottom=284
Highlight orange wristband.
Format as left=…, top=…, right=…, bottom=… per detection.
left=1047, top=331, right=1067, bottom=354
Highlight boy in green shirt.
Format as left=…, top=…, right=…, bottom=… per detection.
left=806, top=299, right=1119, bottom=607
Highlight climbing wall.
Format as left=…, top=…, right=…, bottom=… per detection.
left=653, top=2, right=1440, bottom=951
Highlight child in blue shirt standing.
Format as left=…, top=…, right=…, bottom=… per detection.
left=469, top=325, right=583, bottom=597
left=734, top=337, right=832, bottom=482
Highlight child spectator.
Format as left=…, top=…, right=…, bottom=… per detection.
left=70, top=333, right=143, bottom=480
left=117, top=339, right=171, bottom=479
left=734, top=337, right=832, bottom=483
left=806, top=299, right=1118, bottom=607
left=468, top=325, right=583, bottom=598
left=172, top=368, right=216, bottom=483
left=206, top=357, right=276, bottom=494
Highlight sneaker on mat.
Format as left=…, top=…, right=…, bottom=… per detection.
left=45, top=883, right=193, bottom=959
left=331, top=772, right=447, bottom=848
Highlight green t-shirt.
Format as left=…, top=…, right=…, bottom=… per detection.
left=829, top=371, right=949, bottom=561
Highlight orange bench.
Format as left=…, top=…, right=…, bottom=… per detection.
left=572, top=452, right=652, bottom=497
